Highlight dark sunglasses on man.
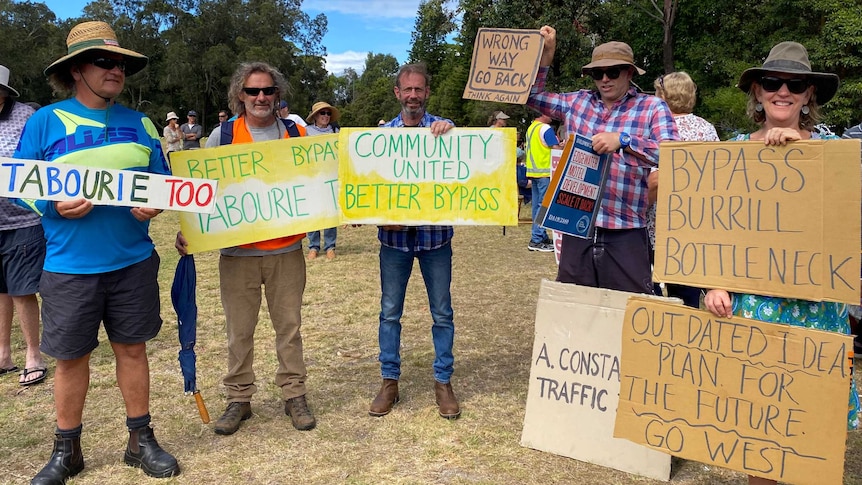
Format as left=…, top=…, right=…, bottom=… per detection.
left=758, top=76, right=810, bottom=94
left=89, top=57, right=126, bottom=72
left=587, top=66, right=628, bottom=81
left=242, top=86, right=278, bottom=96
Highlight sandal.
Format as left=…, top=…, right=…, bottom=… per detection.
left=0, top=365, right=19, bottom=376
left=19, top=366, right=47, bottom=387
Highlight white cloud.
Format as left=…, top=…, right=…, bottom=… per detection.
left=325, top=51, right=368, bottom=75
left=305, top=0, right=422, bottom=18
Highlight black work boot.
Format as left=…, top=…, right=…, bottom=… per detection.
left=31, top=434, right=85, bottom=485
left=123, top=426, right=180, bottom=478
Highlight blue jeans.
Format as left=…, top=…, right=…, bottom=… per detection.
left=307, top=227, right=337, bottom=251
left=530, top=176, right=550, bottom=243
left=378, top=243, right=454, bottom=383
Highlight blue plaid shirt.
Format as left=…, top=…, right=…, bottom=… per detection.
left=379, top=112, right=455, bottom=252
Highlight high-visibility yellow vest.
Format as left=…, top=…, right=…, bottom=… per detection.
left=525, top=119, right=551, bottom=177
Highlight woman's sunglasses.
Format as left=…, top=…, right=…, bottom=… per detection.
left=241, top=86, right=278, bottom=96
left=318, top=111, right=332, bottom=116
left=758, top=76, right=810, bottom=94
left=89, top=57, right=126, bottom=72
left=587, top=66, right=625, bottom=80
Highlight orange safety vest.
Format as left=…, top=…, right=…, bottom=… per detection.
left=226, top=116, right=308, bottom=251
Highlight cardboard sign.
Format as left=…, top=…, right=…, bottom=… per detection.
left=654, top=140, right=861, bottom=303
left=170, top=134, right=340, bottom=254
left=540, top=134, right=611, bottom=238
left=521, top=280, right=673, bottom=481
left=462, top=28, right=543, bottom=104
left=339, top=127, right=517, bottom=225
left=0, top=156, right=217, bottom=214
left=614, top=298, right=853, bottom=485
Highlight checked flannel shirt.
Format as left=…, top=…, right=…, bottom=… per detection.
left=378, top=112, right=455, bottom=252
left=527, top=66, right=679, bottom=230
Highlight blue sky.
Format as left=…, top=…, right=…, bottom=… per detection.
left=38, top=0, right=423, bottom=74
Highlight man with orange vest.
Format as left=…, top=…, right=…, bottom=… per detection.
left=175, top=61, right=315, bottom=436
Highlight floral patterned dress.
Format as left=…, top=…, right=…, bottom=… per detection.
left=729, top=132, right=860, bottom=431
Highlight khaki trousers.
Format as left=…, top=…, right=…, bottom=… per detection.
left=219, top=250, right=307, bottom=402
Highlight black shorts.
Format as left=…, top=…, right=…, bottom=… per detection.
left=557, top=227, right=654, bottom=294
left=0, top=224, right=46, bottom=295
left=40, top=251, right=163, bottom=360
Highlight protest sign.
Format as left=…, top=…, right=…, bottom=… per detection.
left=540, top=134, right=610, bottom=238
left=521, top=280, right=673, bottom=481
left=462, top=28, right=543, bottom=104
left=339, top=127, right=517, bottom=225
left=654, top=140, right=861, bottom=303
left=614, top=297, right=853, bottom=485
left=170, top=134, right=340, bottom=254
left=0, top=156, right=217, bottom=214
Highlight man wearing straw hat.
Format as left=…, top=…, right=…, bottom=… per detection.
left=14, top=20, right=179, bottom=483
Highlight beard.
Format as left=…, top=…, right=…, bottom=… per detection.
left=400, top=97, right=426, bottom=118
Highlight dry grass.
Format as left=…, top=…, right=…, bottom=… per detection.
left=0, top=211, right=859, bottom=485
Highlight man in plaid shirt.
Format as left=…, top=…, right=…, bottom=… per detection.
left=527, top=26, right=679, bottom=293
left=369, top=63, right=461, bottom=420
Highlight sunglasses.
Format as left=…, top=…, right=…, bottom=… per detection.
left=241, top=86, right=278, bottom=96
left=759, top=76, right=810, bottom=94
left=318, top=111, right=332, bottom=116
left=588, top=66, right=626, bottom=81
left=90, top=57, right=126, bottom=72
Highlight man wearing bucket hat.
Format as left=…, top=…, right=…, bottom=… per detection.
left=14, top=20, right=180, bottom=483
left=305, top=101, right=340, bottom=259
left=0, top=65, right=47, bottom=389
left=527, top=26, right=678, bottom=294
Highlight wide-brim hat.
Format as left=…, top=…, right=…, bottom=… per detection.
left=45, top=21, right=148, bottom=77
left=582, top=41, right=645, bottom=76
left=0, top=65, right=20, bottom=97
left=166, top=111, right=179, bottom=122
left=495, top=111, right=510, bottom=120
left=737, top=41, right=839, bottom=104
left=306, top=101, right=340, bottom=123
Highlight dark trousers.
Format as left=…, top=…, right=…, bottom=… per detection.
left=557, top=228, right=653, bottom=294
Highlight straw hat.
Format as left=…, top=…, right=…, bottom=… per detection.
left=737, top=41, right=839, bottom=104
left=306, top=101, right=340, bottom=123
left=0, top=65, right=20, bottom=97
left=582, top=41, right=645, bottom=75
left=45, top=21, right=148, bottom=77
left=166, top=111, right=179, bottom=122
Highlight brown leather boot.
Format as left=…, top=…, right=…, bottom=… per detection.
left=369, top=379, right=399, bottom=417
left=435, top=382, right=461, bottom=419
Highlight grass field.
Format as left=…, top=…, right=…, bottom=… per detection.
left=0, top=211, right=859, bottom=484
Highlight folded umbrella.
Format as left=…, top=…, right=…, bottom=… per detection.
left=171, top=255, right=210, bottom=423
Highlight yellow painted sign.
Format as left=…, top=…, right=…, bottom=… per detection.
left=170, top=134, right=340, bottom=254
left=614, top=298, right=853, bottom=485
left=654, top=140, right=861, bottom=303
left=339, top=127, right=518, bottom=225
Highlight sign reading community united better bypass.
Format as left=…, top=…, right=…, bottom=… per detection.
left=339, top=127, right=517, bottom=225
left=462, top=28, right=543, bottom=104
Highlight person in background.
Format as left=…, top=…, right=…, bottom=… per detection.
left=0, top=64, right=47, bottom=388
left=488, top=110, right=509, bottom=127
left=15, top=20, right=179, bottom=483
left=278, top=100, right=307, bottom=127
left=648, top=71, right=719, bottom=307
left=175, top=61, right=315, bottom=436
left=527, top=26, right=678, bottom=292
left=162, top=111, right=182, bottom=154
left=304, top=101, right=340, bottom=260
left=214, top=109, right=229, bottom=131
left=371, top=63, right=460, bottom=420
left=377, top=119, right=387, bottom=127
left=524, top=113, right=558, bottom=252
left=703, top=41, right=859, bottom=485
left=180, top=110, right=202, bottom=149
